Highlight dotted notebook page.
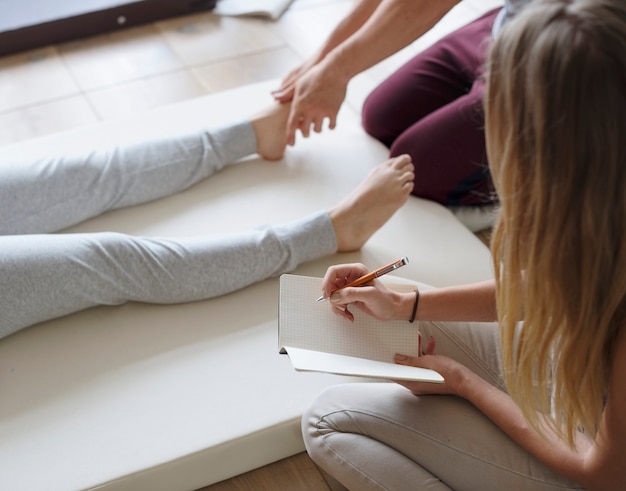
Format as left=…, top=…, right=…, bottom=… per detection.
left=279, top=274, right=420, bottom=364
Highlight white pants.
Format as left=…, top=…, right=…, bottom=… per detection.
left=0, top=122, right=336, bottom=338
left=303, top=321, right=584, bottom=490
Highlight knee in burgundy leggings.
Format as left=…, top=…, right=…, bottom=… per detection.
left=362, top=8, right=501, bottom=206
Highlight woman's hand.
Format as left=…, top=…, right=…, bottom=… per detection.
left=321, top=263, right=413, bottom=322
left=321, top=262, right=368, bottom=296
left=272, top=55, right=320, bottom=103
left=275, top=61, right=348, bottom=146
left=394, top=335, right=469, bottom=396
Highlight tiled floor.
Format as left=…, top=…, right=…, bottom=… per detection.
left=0, top=0, right=502, bottom=147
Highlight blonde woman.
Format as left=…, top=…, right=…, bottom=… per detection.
left=303, top=0, right=626, bottom=489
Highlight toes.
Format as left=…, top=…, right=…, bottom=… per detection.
left=388, top=154, right=413, bottom=170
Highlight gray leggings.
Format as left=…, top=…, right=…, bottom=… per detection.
left=0, top=121, right=336, bottom=339
left=303, top=320, right=584, bottom=491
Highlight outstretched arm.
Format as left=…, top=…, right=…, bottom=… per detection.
left=321, top=262, right=497, bottom=322
left=321, top=0, right=459, bottom=85
left=580, top=330, right=626, bottom=490
left=278, top=0, right=460, bottom=145
left=273, top=0, right=382, bottom=101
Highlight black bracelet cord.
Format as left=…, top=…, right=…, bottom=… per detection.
left=409, top=288, right=420, bottom=323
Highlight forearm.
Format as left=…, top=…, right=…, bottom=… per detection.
left=399, top=279, right=498, bottom=322
left=314, top=0, right=382, bottom=62
left=457, top=369, right=588, bottom=486
left=580, top=333, right=626, bottom=490
left=322, top=0, right=460, bottom=83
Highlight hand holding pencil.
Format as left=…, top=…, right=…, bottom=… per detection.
left=319, top=257, right=412, bottom=322
left=317, top=257, right=409, bottom=302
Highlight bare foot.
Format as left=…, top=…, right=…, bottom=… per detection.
left=329, top=155, right=415, bottom=252
left=251, top=102, right=291, bottom=161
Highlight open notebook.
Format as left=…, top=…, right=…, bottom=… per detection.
left=278, top=274, right=443, bottom=383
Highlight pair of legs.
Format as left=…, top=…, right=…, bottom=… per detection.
left=303, top=319, right=584, bottom=490
left=0, top=105, right=415, bottom=339
left=363, top=8, right=500, bottom=209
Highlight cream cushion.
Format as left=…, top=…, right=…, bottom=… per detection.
left=0, top=80, right=493, bottom=490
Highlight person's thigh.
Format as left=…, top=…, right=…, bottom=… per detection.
left=304, top=383, right=584, bottom=491
left=418, top=319, right=506, bottom=392
left=389, top=81, right=492, bottom=205
left=361, top=9, right=499, bottom=206
left=361, top=8, right=498, bottom=147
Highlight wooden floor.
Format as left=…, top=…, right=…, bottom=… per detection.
left=0, top=0, right=502, bottom=147
left=0, top=1, right=500, bottom=489
left=199, top=452, right=334, bottom=491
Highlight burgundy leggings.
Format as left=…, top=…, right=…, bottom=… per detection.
left=362, top=8, right=500, bottom=206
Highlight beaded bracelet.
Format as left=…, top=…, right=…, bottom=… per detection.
left=409, top=288, right=420, bottom=323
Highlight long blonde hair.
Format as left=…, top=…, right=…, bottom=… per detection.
left=486, top=0, right=626, bottom=446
